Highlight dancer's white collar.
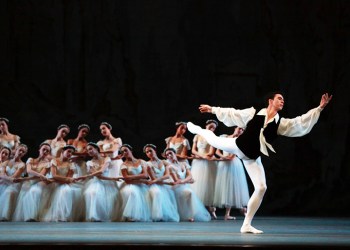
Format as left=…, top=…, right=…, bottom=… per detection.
left=256, top=108, right=280, bottom=124
left=256, top=108, right=279, bottom=156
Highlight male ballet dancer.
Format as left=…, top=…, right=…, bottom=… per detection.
left=187, top=92, right=332, bottom=233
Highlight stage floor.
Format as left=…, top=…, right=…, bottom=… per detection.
left=1, top=216, right=350, bottom=249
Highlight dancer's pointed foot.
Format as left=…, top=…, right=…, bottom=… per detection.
left=209, top=207, right=217, bottom=219
left=240, top=224, right=263, bottom=234
left=211, top=211, right=217, bottom=220
left=224, top=215, right=236, bottom=220
left=187, top=122, right=201, bottom=135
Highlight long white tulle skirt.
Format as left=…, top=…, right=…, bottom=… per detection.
left=213, top=158, right=250, bottom=208
left=42, top=182, right=84, bottom=222
left=172, top=184, right=211, bottom=222
left=148, top=184, right=179, bottom=222
left=13, top=180, right=53, bottom=221
left=114, top=183, right=151, bottom=222
left=0, top=180, right=22, bottom=221
left=190, top=159, right=217, bottom=206
left=83, top=177, right=118, bottom=222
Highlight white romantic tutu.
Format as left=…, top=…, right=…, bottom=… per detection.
left=42, top=182, right=84, bottom=222
left=114, top=182, right=151, bottom=222
left=213, top=156, right=249, bottom=208
left=13, top=180, right=53, bottom=221
left=148, top=184, right=179, bottom=222
left=83, top=177, right=118, bottom=222
left=0, top=180, right=22, bottom=221
left=190, top=158, right=217, bottom=206
left=173, top=183, right=211, bottom=222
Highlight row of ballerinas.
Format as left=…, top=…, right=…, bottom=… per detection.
left=0, top=142, right=214, bottom=222
left=0, top=119, right=250, bottom=222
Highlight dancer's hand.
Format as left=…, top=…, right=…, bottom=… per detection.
left=13, top=178, right=23, bottom=183
left=319, top=93, right=333, bottom=109
left=115, top=177, right=124, bottom=182
left=188, top=178, right=195, bottom=184
left=75, top=176, right=86, bottom=181
left=199, top=104, right=212, bottom=113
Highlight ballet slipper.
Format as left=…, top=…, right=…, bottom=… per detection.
left=126, top=217, right=136, bottom=222
left=224, top=215, right=236, bottom=220
left=240, top=224, right=263, bottom=234
left=209, top=207, right=217, bottom=219
left=187, top=122, right=201, bottom=134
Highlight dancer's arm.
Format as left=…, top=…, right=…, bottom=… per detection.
left=181, top=164, right=194, bottom=184
left=121, top=160, right=149, bottom=182
left=0, top=162, right=25, bottom=182
left=148, top=163, right=171, bottom=184
left=51, top=162, right=74, bottom=184
left=26, top=158, right=50, bottom=181
left=278, top=93, right=332, bottom=137
left=200, top=104, right=255, bottom=128
left=86, top=157, right=111, bottom=178
left=191, top=135, right=203, bottom=158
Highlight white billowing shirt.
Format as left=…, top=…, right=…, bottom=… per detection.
left=212, top=106, right=323, bottom=156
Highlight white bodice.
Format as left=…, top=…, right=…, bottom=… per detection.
left=166, top=137, right=190, bottom=155
left=86, top=157, right=111, bottom=176
left=170, top=163, right=188, bottom=180
left=51, top=158, right=74, bottom=176
left=97, top=138, right=122, bottom=158
left=2, top=161, right=25, bottom=176
left=121, top=164, right=143, bottom=175
left=26, top=158, right=50, bottom=176
left=148, top=162, right=166, bottom=179
left=195, top=138, right=211, bottom=154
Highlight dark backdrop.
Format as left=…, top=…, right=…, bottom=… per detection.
left=1, top=0, right=349, bottom=216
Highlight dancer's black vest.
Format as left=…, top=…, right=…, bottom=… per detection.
left=236, top=112, right=281, bottom=159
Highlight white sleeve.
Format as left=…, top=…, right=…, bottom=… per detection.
left=278, top=106, right=323, bottom=137
left=120, top=164, right=127, bottom=171
left=50, top=159, right=58, bottom=168
left=165, top=137, right=171, bottom=145
left=211, top=106, right=256, bottom=128
left=26, top=158, right=34, bottom=165
left=18, top=162, right=26, bottom=170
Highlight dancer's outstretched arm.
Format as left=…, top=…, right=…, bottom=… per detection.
left=199, top=104, right=255, bottom=128
left=278, top=93, right=333, bottom=137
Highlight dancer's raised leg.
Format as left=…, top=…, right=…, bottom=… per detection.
left=240, top=157, right=266, bottom=234
left=187, top=122, right=242, bottom=156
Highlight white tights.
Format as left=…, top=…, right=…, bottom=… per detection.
left=187, top=122, right=266, bottom=231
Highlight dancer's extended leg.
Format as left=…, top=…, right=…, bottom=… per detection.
left=187, top=122, right=245, bottom=157
left=240, top=157, right=266, bottom=234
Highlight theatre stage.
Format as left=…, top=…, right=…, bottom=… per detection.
left=1, top=216, right=350, bottom=249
